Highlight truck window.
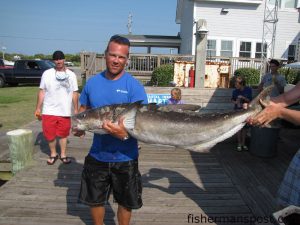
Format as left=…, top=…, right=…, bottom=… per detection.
left=27, top=62, right=39, bottom=70
left=14, top=61, right=26, bottom=70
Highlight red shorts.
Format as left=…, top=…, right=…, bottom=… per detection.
left=42, top=115, right=71, bottom=141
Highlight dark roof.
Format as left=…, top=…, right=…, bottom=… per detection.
left=120, top=34, right=181, bottom=48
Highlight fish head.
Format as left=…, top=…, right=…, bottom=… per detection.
left=71, top=101, right=142, bottom=132
left=71, top=107, right=112, bottom=131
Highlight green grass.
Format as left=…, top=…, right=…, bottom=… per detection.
left=0, top=86, right=39, bottom=131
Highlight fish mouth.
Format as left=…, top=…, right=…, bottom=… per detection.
left=71, top=118, right=82, bottom=130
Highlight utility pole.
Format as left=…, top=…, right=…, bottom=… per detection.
left=127, top=13, right=133, bottom=35
left=260, top=0, right=279, bottom=80
left=2, top=46, right=6, bottom=60
left=194, top=19, right=208, bottom=88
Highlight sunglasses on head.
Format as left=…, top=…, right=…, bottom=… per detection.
left=109, top=35, right=130, bottom=45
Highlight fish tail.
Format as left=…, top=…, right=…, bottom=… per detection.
left=249, top=85, right=274, bottom=108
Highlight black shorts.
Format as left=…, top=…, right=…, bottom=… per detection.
left=78, top=155, right=143, bottom=209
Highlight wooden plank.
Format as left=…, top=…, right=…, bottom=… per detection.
left=0, top=162, right=12, bottom=171
left=0, top=120, right=298, bottom=225
left=0, top=171, right=12, bottom=180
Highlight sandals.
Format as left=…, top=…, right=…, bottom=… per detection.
left=47, top=155, right=59, bottom=165
left=236, top=146, right=242, bottom=152
left=236, top=145, right=248, bottom=152
left=60, top=156, right=71, bottom=164
left=47, top=155, right=71, bottom=165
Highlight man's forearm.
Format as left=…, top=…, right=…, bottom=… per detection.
left=280, top=108, right=300, bottom=125
left=272, top=83, right=300, bottom=107
left=72, top=92, right=79, bottom=113
left=35, top=89, right=45, bottom=111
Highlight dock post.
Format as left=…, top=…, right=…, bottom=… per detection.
left=6, top=129, right=34, bottom=175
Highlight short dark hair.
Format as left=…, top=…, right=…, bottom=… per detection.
left=52, top=50, right=65, bottom=60
left=105, top=35, right=130, bottom=52
left=236, top=76, right=246, bottom=86
left=269, top=59, right=280, bottom=67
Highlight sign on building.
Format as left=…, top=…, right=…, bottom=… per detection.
left=147, top=94, right=171, bottom=105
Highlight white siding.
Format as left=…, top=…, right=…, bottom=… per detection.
left=194, top=2, right=265, bottom=39
left=275, top=10, right=300, bottom=59
left=178, top=0, right=300, bottom=60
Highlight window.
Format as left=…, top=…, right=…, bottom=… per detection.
left=207, top=40, right=216, bottom=57
left=282, top=0, right=297, bottom=8
left=268, top=0, right=297, bottom=8
left=220, top=40, right=233, bottom=57
left=27, top=62, right=39, bottom=69
left=297, top=39, right=300, bottom=61
left=255, top=43, right=267, bottom=58
left=239, top=42, right=251, bottom=58
left=288, top=45, right=296, bottom=61
left=268, top=0, right=277, bottom=5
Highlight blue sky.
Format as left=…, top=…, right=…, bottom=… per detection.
left=0, top=0, right=179, bottom=55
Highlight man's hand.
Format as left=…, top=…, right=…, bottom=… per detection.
left=34, top=109, right=42, bottom=121
left=248, top=99, right=282, bottom=126
left=102, top=117, right=129, bottom=140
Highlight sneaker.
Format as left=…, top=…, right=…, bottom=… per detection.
left=236, top=145, right=242, bottom=152
left=242, top=145, right=248, bottom=151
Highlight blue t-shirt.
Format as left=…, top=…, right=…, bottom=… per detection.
left=80, top=71, right=148, bottom=162
left=261, top=73, right=286, bottom=97
left=231, top=86, right=252, bottom=110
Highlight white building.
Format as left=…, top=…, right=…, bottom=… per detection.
left=176, top=0, right=300, bottom=61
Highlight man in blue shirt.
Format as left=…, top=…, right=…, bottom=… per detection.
left=74, top=35, right=148, bottom=225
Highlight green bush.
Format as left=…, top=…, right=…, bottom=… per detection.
left=279, top=68, right=300, bottom=84
left=232, top=67, right=260, bottom=87
left=150, top=64, right=174, bottom=86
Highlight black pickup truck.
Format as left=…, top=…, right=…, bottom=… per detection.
left=0, top=59, right=55, bottom=88
left=0, top=59, right=13, bottom=69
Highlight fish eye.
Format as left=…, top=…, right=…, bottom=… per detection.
left=80, top=113, right=86, bottom=119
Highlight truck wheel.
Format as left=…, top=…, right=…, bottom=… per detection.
left=0, top=77, right=5, bottom=88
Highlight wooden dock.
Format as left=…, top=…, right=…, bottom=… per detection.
left=0, top=120, right=299, bottom=225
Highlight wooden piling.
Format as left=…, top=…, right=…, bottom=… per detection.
left=6, top=129, right=34, bottom=175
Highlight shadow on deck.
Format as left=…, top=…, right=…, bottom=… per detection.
left=0, top=121, right=299, bottom=225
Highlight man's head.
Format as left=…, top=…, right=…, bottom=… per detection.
left=269, top=59, right=280, bottom=74
left=52, top=50, right=65, bottom=71
left=105, top=35, right=130, bottom=78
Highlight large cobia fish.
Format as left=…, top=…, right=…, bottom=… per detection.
left=72, top=86, right=272, bottom=151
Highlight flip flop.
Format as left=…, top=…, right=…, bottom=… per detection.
left=47, top=155, right=59, bottom=165
left=60, top=156, right=71, bottom=164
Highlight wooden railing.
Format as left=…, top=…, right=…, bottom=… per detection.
left=80, top=52, right=265, bottom=84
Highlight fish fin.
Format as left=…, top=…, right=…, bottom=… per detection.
left=184, top=123, right=245, bottom=151
left=249, top=85, right=273, bottom=108
left=184, top=141, right=217, bottom=151
left=122, top=106, right=138, bottom=130
left=259, top=98, right=270, bottom=108
left=114, top=101, right=142, bottom=124
left=147, top=103, right=159, bottom=111
left=158, top=104, right=201, bottom=112
left=113, top=101, right=143, bottom=118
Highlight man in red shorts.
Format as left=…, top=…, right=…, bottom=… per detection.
left=35, top=50, right=79, bottom=165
